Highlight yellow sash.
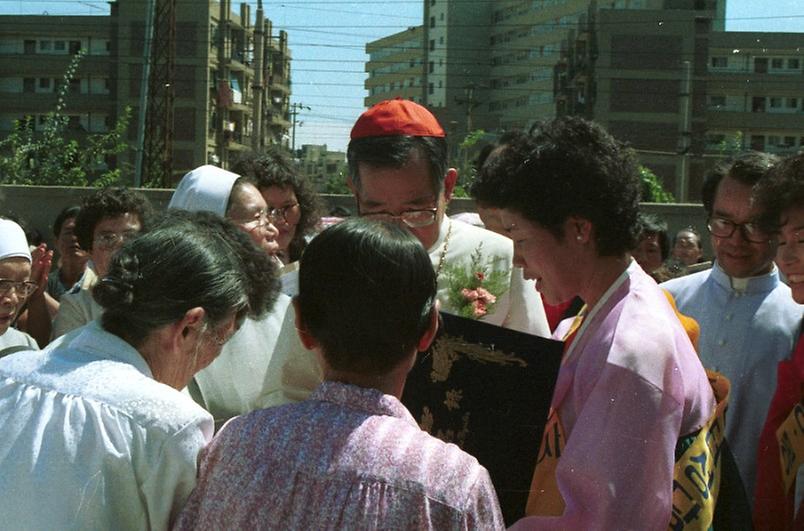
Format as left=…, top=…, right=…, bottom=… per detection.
left=669, top=371, right=729, bottom=530
left=777, top=401, right=804, bottom=494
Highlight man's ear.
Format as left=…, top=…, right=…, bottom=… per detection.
left=416, top=300, right=440, bottom=352
left=443, top=168, right=458, bottom=202
left=292, top=297, right=318, bottom=350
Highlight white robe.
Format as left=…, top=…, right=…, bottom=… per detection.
left=0, top=321, right=212, bottom=530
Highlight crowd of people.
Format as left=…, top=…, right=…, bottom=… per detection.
left=0, top=99, right=801, bottom=530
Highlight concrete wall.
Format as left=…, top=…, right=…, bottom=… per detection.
left=0, top=185, right=713, bottom=258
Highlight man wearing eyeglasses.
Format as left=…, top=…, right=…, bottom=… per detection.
left=52, top=188, right=153, bottom=339
left=346, top=99, right=549, bottom=337
left=662, top=152, right=804, bottom=503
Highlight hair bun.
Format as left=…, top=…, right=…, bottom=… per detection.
left=93, top=253, right=140, bottom=309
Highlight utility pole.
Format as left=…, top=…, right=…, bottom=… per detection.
left=289, top=102, right=310, bottom=154
left=133, top=0, right=156, bottom=187
left=251, top=0, right=264, bottom=151
left=454, top=82, right=484, bottom=170
left=677, top=60, right=692, bottom=202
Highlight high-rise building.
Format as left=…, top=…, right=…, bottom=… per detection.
left=365, top=26, right=425, bottom=107
left=555, top=2, right=802, bottom=200
left=0, top=1, right=292, bottom=184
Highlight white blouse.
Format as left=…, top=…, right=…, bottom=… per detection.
left=0, top=321, right=213, bottom=530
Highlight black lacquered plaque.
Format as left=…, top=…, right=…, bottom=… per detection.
left=402, top=312, right=564, bottom=525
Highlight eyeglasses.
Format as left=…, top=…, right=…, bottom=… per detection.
left=93, top=231, right=139, bottom=250
left=0, top=279, right=38, bottom=300
left=267, top=202, right=301, bottom=225
left=707, top=217, right=769, bottom=243
left=233, top=209, right=273, bottom=231
left=360, top=208, right=438, bottom=228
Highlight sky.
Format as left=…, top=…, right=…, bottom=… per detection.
left=1, top=0, right=802, bottom=152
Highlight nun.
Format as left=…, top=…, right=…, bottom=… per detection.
left=0, top=218, right=39, bottom=355
left=169, top=165, right=320, bottom=428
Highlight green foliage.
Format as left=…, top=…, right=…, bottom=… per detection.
left=0, top=51, right=131, bottom=186
left=453, top=129, right=487, bottom=199
left=717, top=131, right=744, bottom=157
left=324, top=172, right=350, bottom=195
left=639, top=165, right=675, bottom=203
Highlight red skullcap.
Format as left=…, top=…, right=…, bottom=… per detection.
left=350, top=98, right=445, bottom=139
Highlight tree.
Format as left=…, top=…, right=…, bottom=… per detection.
left=639, top=165, right=675, bottom=203
left=717, top=131, right=744, bottom=157
left=0, top=51, right=131, bottom=187
left=453, top=129, right=487, bottom=198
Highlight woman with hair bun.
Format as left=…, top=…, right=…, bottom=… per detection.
left=0, top=210, right=280, bottom=529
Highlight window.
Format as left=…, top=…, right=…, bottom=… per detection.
left=429, top=61, right=434, bottom=73
left=39, top=40, right=51, bottom=51
left=69, top=41, right=81, bottom=55
left=752, top=96, right=766, bottom=112
left=754, top=58, right=768, bottom=73
left=709, top=95, right=726, bottom=108
left=770, top=97, right=782, bottom=108
left=771, top=58, right=783, bottom=69
left=428, top=82, right=434, bottom=95
left=23, top=78, right=35, bottom=92
left=69, top=78, right=81, bottom=94
left=38, top=78, right=51, bottom=90
left=750, top=135, right=765, bottom=151
left=788, top=58, right=800, bottom=70
left=787, top=98, right=798, bottom=109
left=429, top=39, right=435, bottom=51
left=24, top=40, right=36, bottom=54
left=54, top=41, right=65, bottom=51
left=67, top=116, right=82, bottom=130
left=430, top=16, right=435, bottom=28
left=783, top=136, right=796, bottom=148
left=439, top=36, right=444, bottom=44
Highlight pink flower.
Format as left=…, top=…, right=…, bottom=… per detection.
left=475, top=271, right=485, bottom=282
left=461, top=288, right=479, bottom=301
left=475, top=287, right=497, bottom=305
left=472, top=299, right=487, bottom=317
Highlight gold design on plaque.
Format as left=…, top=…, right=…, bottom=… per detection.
left=420, top=406, right=434, bottom=433
left=429, top=334, right=527, bottom=382
left=444, top=389, right=463, bottom=411
left=434, top=412, right=471, bottom=446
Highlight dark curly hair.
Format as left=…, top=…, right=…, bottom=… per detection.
left=74, top=187, right=154, bottom=251
left=636, top=213, right=670, bottom=261
left=754, top=152, right=804, bottom=233
left=232, top=147, right=323, bottom=262
left=475, top=116, right=641, bottom=256
left=298, top=218, right=436, bottom=376
left=94, top=210, right=280, bottom=348
left=701, top=151, right=779, bottom=216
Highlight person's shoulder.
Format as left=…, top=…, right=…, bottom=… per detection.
left=450, top=220, right=513, bottom=257
left=0, top=327, right=38, bottom=352
left=660, top=268, right=710, bottom=293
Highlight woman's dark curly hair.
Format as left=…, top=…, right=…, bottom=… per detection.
left=475, top=116, right=641, bottom=256
left=233, top=147, right=323, bottom=262
left=754, top=152, right=804, bottom=233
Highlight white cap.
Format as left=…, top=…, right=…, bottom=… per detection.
left=168, top=164, right=241, bottom=217
left=0, top=219, right=32, bottom=263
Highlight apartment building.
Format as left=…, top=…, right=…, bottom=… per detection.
left=0, top=1, right=292, bottom=183
left=0, top=16, right=114, bottom=137
left=365, top=26, right=425, bottom=108
left=555, top=2, right=801, bottom=200
left=298, top=144, right=348, bottom=190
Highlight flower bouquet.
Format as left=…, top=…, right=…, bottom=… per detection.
left=443, top=245, right=508, bottom=319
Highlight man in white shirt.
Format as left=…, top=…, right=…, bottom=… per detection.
left=346, top=99, right=549, bottom=337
